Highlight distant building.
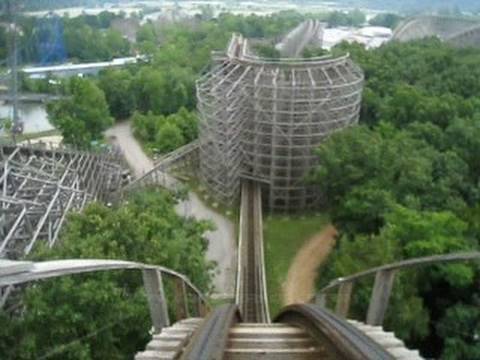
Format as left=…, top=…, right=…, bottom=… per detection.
left=323, top=26, right=392, bottom=50
left=22, top=56, right=145, bottom=79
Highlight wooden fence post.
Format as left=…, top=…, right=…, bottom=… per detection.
left=335, top=281, right=353, bottom=318
left=142, top=269, right=170, bottom=333
left=195, top=294, right=207, bottom=317
left=174, top=277, right=189, bottom=320
left=366, top=270, right=397, bottom=326
left=315, top=293, right=327, bottom=308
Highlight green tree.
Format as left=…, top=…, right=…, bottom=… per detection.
left=99, top=69, right=136, bottom=120
left=133, top=67, right=195, bottom=116
left=327, top=10, right=365, bottom=27
left=136, top=23, right=157, bottom=44
left=0, top=189, right=214, bottom=360
left=302, top=46, right=328, bottom=58
left=0, top=26, right=7, bottom=60
left=316, top=39, right=480, bottom=358
left=156, top=122, right=185, bottom=153
left=320, top=206, right=473, bottom=345
left=132, top=108, right=197, bottom=154
left=174, top=107, right=198, bottom=143
left=446, top=116, right=480, bottom=188
left=253, top=43, right=281, bottom=58
left=48, top=78, right=113, bottom=147
left=437, top=304, right=480, bottom=360
left=368, top=13, right=403, bottom=29
left=104, top=29, right=130, bottom=58
left=132, top=111, right=161, bottom=143
left=313, top=123, right=471, bottom=233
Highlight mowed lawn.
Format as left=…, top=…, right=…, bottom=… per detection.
left=263, top=213, right=329, bottom=317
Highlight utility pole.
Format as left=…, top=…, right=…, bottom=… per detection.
left=7, top=0, right=21, bottom=141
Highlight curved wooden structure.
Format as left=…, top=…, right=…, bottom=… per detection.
left=393, top=16, right=480, bottom=47
left=197, top=34, right=364, bottom=212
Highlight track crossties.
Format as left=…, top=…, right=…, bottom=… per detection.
left=197, top=34, right=364, bottom=212
left=236, top=181, right=269, bottom=323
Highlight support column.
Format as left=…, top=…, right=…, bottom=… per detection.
left=196, top=294, right=207, bottom=317
left=142, top=269, right=170, bottom=333
left=174, top=277, right=189, bottom=320
left=315, top=293, right=326, bottom=308
left=366, top=270, right=397, bottom=326
left=335, top=281, right=353, bottom=318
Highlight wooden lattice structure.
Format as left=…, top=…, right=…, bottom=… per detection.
left=0, top=144, right=125, bottom=260
left=197, top=34, right=364, bottom=212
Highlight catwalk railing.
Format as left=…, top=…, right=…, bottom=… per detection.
left=315, top=252, right=480, bottom=326
left=0, top=259, right=209, bottom=333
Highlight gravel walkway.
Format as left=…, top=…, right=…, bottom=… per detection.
left=106, top=121, right=236, bottom=298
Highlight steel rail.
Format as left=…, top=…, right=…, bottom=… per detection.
left=275, top=304, right=395, bottom=360
left=181, top=304, right=241, bottom=360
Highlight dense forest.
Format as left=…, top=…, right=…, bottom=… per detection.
left=6, top=12, right=133, bottom=64
left=0, top=189, right=214, bottom=359
left=316, top=39, right=480, bottom=359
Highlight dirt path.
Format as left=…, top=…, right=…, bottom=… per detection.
left=283, top=225, right=338, bottom=305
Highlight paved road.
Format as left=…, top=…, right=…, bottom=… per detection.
left=106, top=121, right=153, bottom=178
left=106, top=121, right=236, bottom=298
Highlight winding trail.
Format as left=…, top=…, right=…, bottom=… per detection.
left=283, top=225, right=338, bottom=306
left=105, top=121, right=153, bottom=177
left=106, top=121, right=236, bottom=298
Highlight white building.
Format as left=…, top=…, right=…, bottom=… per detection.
left=322, top=26, right=392, bottom=50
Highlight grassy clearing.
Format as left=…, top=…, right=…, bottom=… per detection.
left=263, top=213, right=329, bottom=317
left=181, top=174, right=238, bottom=222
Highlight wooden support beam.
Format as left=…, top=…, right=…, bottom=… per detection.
left=335, top=281, right=353, bottom=318
left=174, top=277, right=189, bottom=320
left=315, top=293, right=326, bottom=308
left=366, top=270, right=397, bottom=326
left=142, top=269, right=170, bottom=333
left=195, top=293, right=207, bottom=317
